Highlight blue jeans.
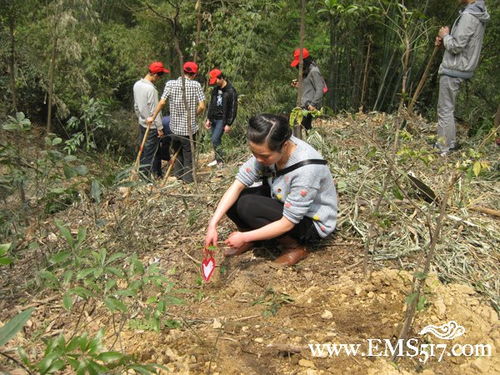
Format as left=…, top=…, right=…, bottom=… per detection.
left=138, top=125, right=159, bottom=179
left=210, top=119, right=225, bottom=162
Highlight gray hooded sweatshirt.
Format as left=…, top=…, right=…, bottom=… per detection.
left=301, top=63, right=325, bottom=108
left=439, top=0, right=490, bottom=79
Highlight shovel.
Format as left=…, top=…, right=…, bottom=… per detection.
left=131, top=122, right=153, bottom=181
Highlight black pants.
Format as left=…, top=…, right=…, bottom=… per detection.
left=301, top=114, right=313, bottom=130
left=171, top=133, right=197, bottom=183
left=138, top=125, right=160, bottom=178
left=152, top=136, right=171, bottom=178
left=226, top=185, right=321, bottom=244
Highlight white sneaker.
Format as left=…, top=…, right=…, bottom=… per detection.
left=207, top=160, right=218, bottom=167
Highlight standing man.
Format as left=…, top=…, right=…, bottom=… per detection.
left=148, top=62, right=206, bottom=183
left=290, top=48, right=326, bottom=131
left=133, top=61, right=169, bottom=179
left=205, top=69, right=238, bottom=167
left=435, top=0, right=490, bottom=156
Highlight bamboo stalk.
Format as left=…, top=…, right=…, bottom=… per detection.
left=360, top=37, right=372, bottom=112
left=373, top=50, right=396, bottom=111
left=469, top=206, right=500, bottom=218
left=46, top=35, right=57, bottom=133
left=408, top=45, right=439, bottom=113
left=294, top=0, right=306, bottom=139
left=8, top=18, right=17, bottom=111
left=193, top=0, right=202, bottom=63
left=394, top=172, right=461, bottom=356
left=161, top=147, right=181, bottom=185
left=131, top=123, right=152, bottom=180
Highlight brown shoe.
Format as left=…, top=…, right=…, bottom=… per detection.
left=274, top=247, right=309, bottom=266
left=224, top=242, right=254, bottom=257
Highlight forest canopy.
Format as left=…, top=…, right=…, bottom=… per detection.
left=0, top=0, right=498, bottom=142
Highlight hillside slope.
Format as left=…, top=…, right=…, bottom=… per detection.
left=1, top=113, right=498, bottom=374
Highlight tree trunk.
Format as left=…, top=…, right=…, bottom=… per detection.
left=8, top=18, right=17, bottom=112
left=46, top=35, right=58, bottom=133
left=328, top=14, right=337, bottom=111
left=193, top=0, right=202, bottom=63
left=294, top=0, right=306, bottom=139
left=398, top=34, right=411, bottom=112
left=360, top=37, right=372, bottom=112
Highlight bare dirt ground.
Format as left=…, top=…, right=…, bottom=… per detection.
left=1, top=114, right=498, bottom=374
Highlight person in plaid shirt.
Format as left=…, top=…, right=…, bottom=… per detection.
left=148, top=61, right=206, bottom=183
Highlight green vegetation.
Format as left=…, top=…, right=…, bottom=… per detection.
left=1, top=0, right=497, bottom=132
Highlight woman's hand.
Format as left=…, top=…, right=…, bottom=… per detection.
left=204, top=180, right=246, bottom=248
left=224, top=231, right=248, bottom=249
left=205, top=225, right=218, bottom=248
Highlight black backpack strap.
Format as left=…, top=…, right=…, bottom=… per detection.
left=274, top=159, right=327, bottom=178
left=261, top=159, right=327, bottom=186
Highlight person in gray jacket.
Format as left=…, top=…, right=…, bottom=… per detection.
left=435, top=0, right=490, bottom=155
left=290, top=48, right=326, bottom=131
left=133, top=61, right=169, bottom=178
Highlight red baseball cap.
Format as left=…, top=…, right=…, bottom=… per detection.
left=183, top=61, right=199, bottom=74
left=290, top=48, right=310, bottom=67
left=148, top=61, right=170, bottom=74
left=208, top=69, right=222, bottom=85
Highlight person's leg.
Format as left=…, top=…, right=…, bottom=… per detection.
left=152, top=152, right=162, bottom=178
left=223, top=185, right=269, bottom=255
left=210, top=119, right=225, bottom=163
left=181, top=134, right=196, bottom=183
left=288, top=217, right=321, bottom=243
left=437, top=75, right=463, bottom=153
left=157, top=136, right=171, bottom=162
left=139, top=127, right=159, bottom=179
left=237, top=196, right=320, bottom=265
left=224, top=187, right=318, bottom=264
left=164, top=137, right=171, bottom=162
left=170, top=136, right=184, bottom=180
left=301, top=114, right=313, bottom=130
left=226, top=185, right=272, bottom=229
left=161, top=116, right=172, bottom=162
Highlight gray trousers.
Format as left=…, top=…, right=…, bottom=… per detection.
left=436, top=75, right=464, bottom=152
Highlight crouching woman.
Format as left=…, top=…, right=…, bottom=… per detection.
left=204, top=113, right=338, bottom=266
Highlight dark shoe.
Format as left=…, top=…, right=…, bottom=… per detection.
left=274, top=247, right=309, bottom=266
left=433, top=142, right=461, bottom=155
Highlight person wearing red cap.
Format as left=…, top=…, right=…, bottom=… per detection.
left=148, top=61, right=206, bottom=183
left=290, top=48, right=326, bottom=131
left=133, top=61, right=169, bottom=179
left=205, top=69, right=238, bottom=167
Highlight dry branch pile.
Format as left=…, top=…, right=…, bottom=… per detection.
left=311, top=112, right=499, bottom=310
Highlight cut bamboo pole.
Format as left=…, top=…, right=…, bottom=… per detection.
left=408, top=45, right=439, bottom=113
left=131, top=123, right=152, bottom=180
left=470, top=206, right=500, bottom=218
left=161, top=147, right=181, bottom=186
